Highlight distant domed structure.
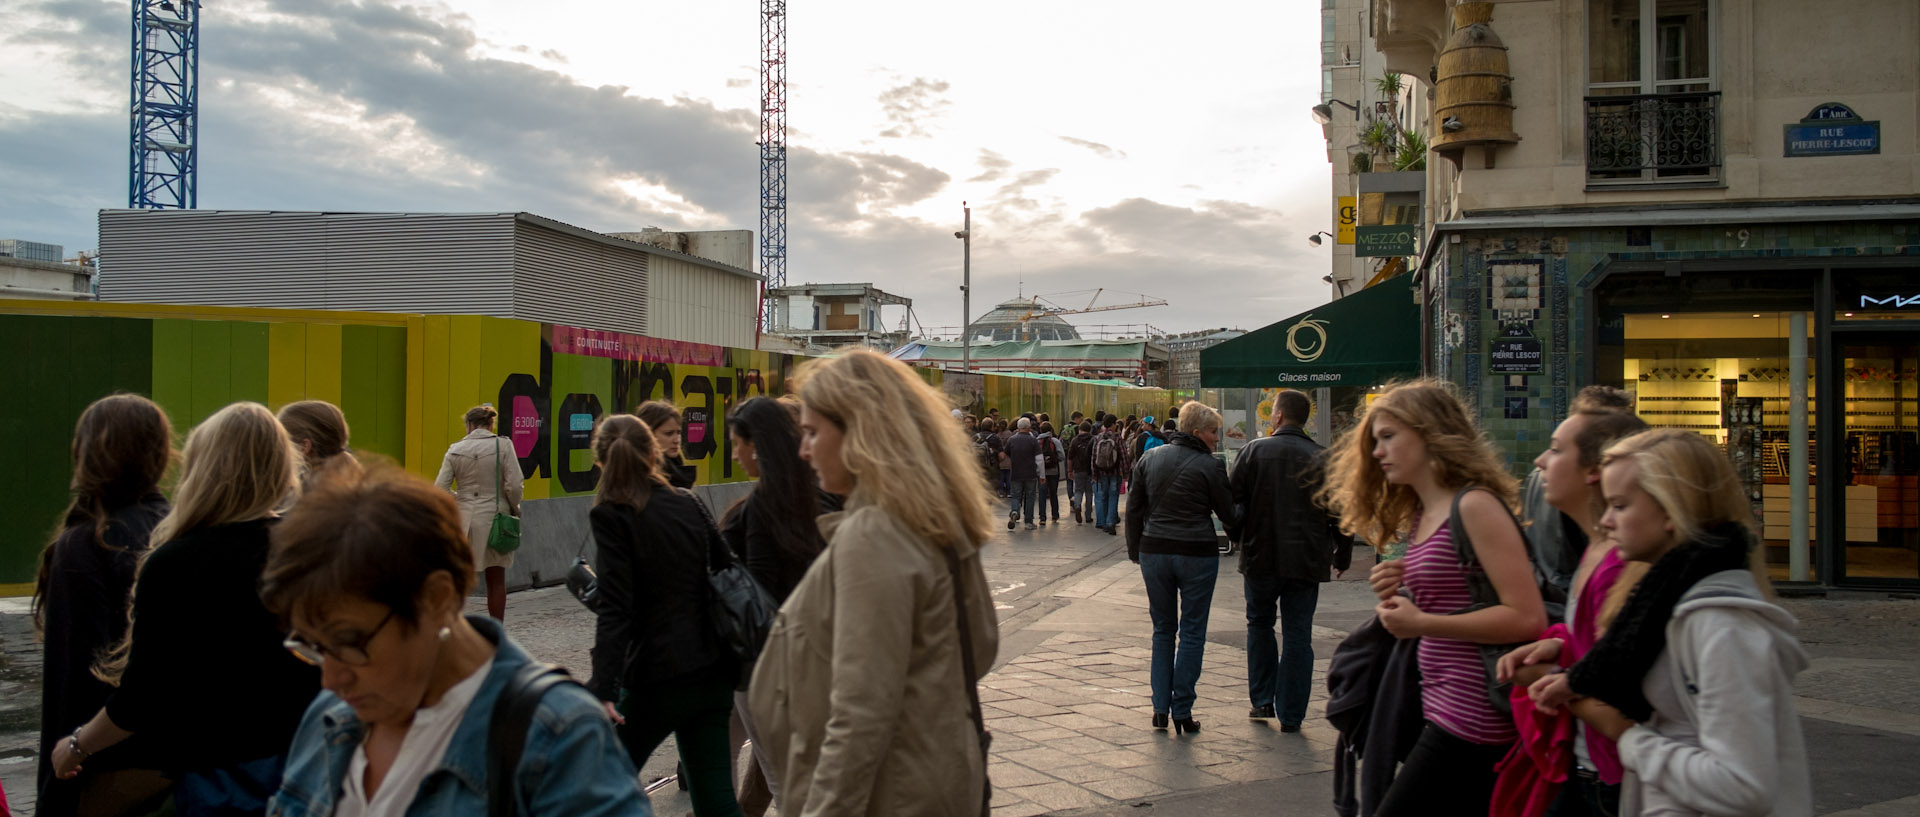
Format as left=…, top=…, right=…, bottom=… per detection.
left=968, top=297, right=1082, bottom=342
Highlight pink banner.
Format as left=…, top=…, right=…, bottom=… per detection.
left=551, top=324, right=727, bottom=367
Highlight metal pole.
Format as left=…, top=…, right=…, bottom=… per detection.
left=1789, top=311, right=1810, bottom=581
left=960, top=203, right=972, bottom=373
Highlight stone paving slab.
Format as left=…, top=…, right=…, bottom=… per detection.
left=978, top=630, right=1336, bottom=816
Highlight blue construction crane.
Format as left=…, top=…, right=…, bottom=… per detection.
left=129, top=0, right=199, bottom=209
left=758, top=0, right=787, bottom=329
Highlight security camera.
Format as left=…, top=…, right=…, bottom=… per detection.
left=954, top=230, right=970, bottom=239
left=1442, top=116, right=1464, bottom=132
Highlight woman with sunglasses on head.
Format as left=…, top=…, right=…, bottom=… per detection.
left=261, top=464, right=651, bottom=817
left=49, top=402, right=320, bottom=817
left=749, top=350, right=998, bottom=817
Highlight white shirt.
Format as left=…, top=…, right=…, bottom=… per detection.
left=334, top=659, right=492, bottom=817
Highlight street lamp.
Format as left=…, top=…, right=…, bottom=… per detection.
left=1311, top=99, right=1361, bottom=125
left=954, top=203, right=971, bottom=373
left=1307, top=231, right=1336, bottom=247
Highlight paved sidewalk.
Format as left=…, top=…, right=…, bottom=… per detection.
left=968, top=558, right=1369, bottom=817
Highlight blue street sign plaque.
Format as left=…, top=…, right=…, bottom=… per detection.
left=1785, top=102, right=1879, bottom=157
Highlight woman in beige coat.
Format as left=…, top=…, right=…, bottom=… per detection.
left=434, top=404, right=524, bottom=620
left=750, top=350, right=998, bottom=817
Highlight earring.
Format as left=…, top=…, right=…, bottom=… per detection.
left=438, top=626, right=452, bottom=643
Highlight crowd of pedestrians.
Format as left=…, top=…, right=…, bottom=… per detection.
left=27, top=357, right=1816, bottom=817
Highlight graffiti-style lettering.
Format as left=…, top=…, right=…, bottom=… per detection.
left=555, top=392, right=604, bottom=493
left=680, top=375, right=717, bottom=462
left=497, top=339, right=554, bottom=480
left=614, top=360, right=675, bottom=412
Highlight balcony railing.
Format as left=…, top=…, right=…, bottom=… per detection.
left=1585, top=91, right=1721, bottom=184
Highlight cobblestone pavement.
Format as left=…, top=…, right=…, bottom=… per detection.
left=5, top=510, right=1920, bottom=816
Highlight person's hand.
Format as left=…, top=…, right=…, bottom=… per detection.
left=1496, top=638, right=1564, bottom=683
left=1529, top=671, right=1578, bottom=715
left=1369, top=560, right=1406, bottom=600
left=1334, top=569, right=1346, bottom=580
left=1570, top=697, right=1634, bottom=741
left=602, top=701, right=626, bottom=726
left=51, top=734, right=83, bottom=779
left=1375, top=596, right=1426, bottom=638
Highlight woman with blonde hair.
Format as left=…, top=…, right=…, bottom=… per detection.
left=750, top=349, right=997, bottom=817
left=49, top=402, right=320, bottom=817
left=434, top=404, right=523, bottom=621
left=1317, top=379, right=1546, bottom=817
left=1125, top=401, right=1238, bottom=734
left=276, top=400, right=359, bottom=489
left=1543, top=429, right=1809, bottom=817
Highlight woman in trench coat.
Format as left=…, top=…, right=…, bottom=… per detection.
left=434, top=404, right=524, bottom=620
left=750, top=350, right=998, bottom=817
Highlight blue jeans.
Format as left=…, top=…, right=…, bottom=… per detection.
left=1140, top=552, right=1219, bottom=719
left=1093, top=475, right=1120, bottom=527
left=1244, top=573, right=1320, bottom=725
left=1069, top=475, right=1092, bottom=520
left=1009, top=478, right=1037, bottom=523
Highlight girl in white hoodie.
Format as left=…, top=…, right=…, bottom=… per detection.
left=1532, top=428, right=1811, bottom=817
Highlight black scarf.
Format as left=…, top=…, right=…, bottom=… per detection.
left=1566, top=522, right=1754, bottom=722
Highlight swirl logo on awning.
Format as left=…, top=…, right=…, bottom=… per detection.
left=1286, top=315, right=1330, bottom=362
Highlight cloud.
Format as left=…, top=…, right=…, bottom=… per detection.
left=0, top=0, right=1328, bottom=335
left=1059, top=136, right=1126, bottom=159
left=875, top=77, right=950, bottom=139
left=967, top=149, right=1013, bottom=183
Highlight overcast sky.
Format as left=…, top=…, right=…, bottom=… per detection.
left=1, top=0, right=1334, bottom=335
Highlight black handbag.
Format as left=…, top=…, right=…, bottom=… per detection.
left=565, top=536, right=598, bottom=611
left=682, top=489, right=779, bottom=665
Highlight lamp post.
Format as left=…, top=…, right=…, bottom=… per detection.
left=955, top=202, right=971, bottom=373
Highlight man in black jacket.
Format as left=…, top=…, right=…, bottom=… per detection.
left=1004, top=417, right=1041, bottom=530
left=1230, top=390, right=1353, bottom=729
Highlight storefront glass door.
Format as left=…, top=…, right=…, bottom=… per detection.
left=1836, top=336, right=1920, bottom=583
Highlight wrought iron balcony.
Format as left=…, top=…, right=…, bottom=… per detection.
left=1585, top=91, right=1721, bottom=184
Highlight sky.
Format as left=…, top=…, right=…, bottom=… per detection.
left=0, top=0, right=1336, bottom=335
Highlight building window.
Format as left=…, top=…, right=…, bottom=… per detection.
left=1585, top=0, right=1719, bottom=184
left=1322, top=10, right=1338, bottom=65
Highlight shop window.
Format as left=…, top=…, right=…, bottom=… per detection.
left=1603, top=309, right=1817, bottom=581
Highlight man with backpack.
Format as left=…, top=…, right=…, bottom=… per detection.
left=973, top=420, right=1004, bottom=495
left=1004, top=418, right=1041, bottom=530
left=1036, top=421, right=1066, bottom=525
left=1089, top=416, right=1125, bottom=534
left=1067, top=419, right=1095, bottom=524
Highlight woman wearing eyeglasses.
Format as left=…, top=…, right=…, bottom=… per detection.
left=48, top=402, right=320, bottom=817
left=261, top=465, right=652, bottom=817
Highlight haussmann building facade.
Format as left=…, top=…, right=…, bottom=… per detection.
left=1370, top=0, right=1920, bottom=589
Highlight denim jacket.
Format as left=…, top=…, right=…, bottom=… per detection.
left=267, top=616, right=651, bottom=817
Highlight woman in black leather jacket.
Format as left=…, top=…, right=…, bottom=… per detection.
left=586, top=413, right=741, bottom=817
left=1125, top=401, right=1239, bottom=735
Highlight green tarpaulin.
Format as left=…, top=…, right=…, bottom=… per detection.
left=1201, top=281, right=1420, bottom=388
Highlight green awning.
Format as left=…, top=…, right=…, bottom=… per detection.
left=1201, top=280, right=1420, bottom=388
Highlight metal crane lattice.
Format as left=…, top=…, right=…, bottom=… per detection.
left=758, top=0, right=788, bottom=330
left=130, top=0, right=199, bottom=210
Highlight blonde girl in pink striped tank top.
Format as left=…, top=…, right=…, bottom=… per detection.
left=1315, top=379, right=1547, bottom=817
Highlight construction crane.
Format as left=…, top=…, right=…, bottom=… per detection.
left=1016, top=288, right=1168, bottom=324
left=758, top=0, right=788, bottom=331
left=130, top=0, right=199, bottom=210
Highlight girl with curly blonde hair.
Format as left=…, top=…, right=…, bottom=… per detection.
left=1317, top=379, right=1546, bottom=817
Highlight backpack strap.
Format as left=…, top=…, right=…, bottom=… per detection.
left=488, top=662, right=579, bottom=817
left=1447, top=485, right=1511, bottom=609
